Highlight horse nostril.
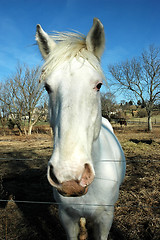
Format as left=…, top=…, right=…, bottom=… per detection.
left=49, top=164, right=60, bottom=185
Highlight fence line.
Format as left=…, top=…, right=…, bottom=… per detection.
left=0, top=198, right=159, bottom=209
left=0, top=157, right=159, bottom=209
left=0, top=157, right=160, bottom=162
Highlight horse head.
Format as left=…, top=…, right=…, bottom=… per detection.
left=36, top=18, right=105, bottom=197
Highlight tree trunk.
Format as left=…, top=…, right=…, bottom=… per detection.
left=28, top=125, right=32, bottom=135
left=147, top=111, right=152, bottom=132
left=24, top=127, right=27, bottom=135
left=28, top=114, right=39, bottom=135
left=16, top=120, right=23, bottom=135
left=28, top=115, right=33, bottom=135
left=0, top=117, right=6, bottom=136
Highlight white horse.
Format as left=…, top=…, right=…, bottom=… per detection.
left=36, top=18, right=126, bottom=240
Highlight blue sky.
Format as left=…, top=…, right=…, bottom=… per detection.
left=0, top=0, right=160, bottom=101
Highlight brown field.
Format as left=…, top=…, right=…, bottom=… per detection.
left=0, top=124, right=160, bottom=240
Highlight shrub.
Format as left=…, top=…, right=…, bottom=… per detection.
left=7, top=119, right=15, bottom=129
left=137, top=109, right=147, bottom=118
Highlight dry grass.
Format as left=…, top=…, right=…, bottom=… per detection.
left=112, top=125, right=160, bottom=240
left=0, top=124, right=160, bottom=240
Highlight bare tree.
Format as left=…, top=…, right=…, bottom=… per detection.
left=101, top=92, right=116, bottom=121
left=0, top=83, right=9, bottom=135
left=108, top=45, right=160, bottom=131
left=0, top=82, right=18, bottom=133
left=0, top=64, right=46, bottom=135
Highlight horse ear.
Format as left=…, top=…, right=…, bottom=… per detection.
left=36, top=24, right=56, bottom=59
left=86, top=18, right=105, bottom=59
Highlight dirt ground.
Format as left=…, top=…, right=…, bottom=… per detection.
left=0, top=124, right=160, bottom=240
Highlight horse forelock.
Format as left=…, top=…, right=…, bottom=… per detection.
left=40, top=31, right=105, bottom=81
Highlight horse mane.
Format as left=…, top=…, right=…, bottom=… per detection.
left=41, top=31, right=105, bottom=80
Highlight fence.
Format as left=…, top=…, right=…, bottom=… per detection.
left=0, top=157, right=159, bottom=209
left=0, top=156, right=159, bottom=240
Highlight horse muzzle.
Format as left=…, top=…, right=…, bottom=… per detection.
left=47, top=163, right=95, bottom=197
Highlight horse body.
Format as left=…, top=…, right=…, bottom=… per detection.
left=36, top=18, right=126, bottom=239
left=53, top=117, right=125, bottom=239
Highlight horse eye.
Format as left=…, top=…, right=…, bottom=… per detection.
left=44, top=83, right=51, bottom=94
left=96, top=83, right=102, bottom=91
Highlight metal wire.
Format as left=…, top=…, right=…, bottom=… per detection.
left=0, top=157, right=36, bottom=161
left=0, top=198, right=159, bottom=209
left=0, top=157, right=160, bottom=162
left=0, top=157, right=159, bottom=209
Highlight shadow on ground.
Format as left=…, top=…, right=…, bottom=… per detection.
left=0, top=149, right=127, bottom=240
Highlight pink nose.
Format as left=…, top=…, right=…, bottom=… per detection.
left=47, top=163, right=95, bottom=197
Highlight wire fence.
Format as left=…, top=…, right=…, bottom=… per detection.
left=0, top=157, right=160, bottom=162
left=0, top=198, right=159, bottom=209
left=0, top=156, right=159, bottom=209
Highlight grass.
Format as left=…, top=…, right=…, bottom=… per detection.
left=127, top=112, right=160, bottom=122
left=129, top=116, right=160, bottom=123
left=0, top=124, right=160, bottom=240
